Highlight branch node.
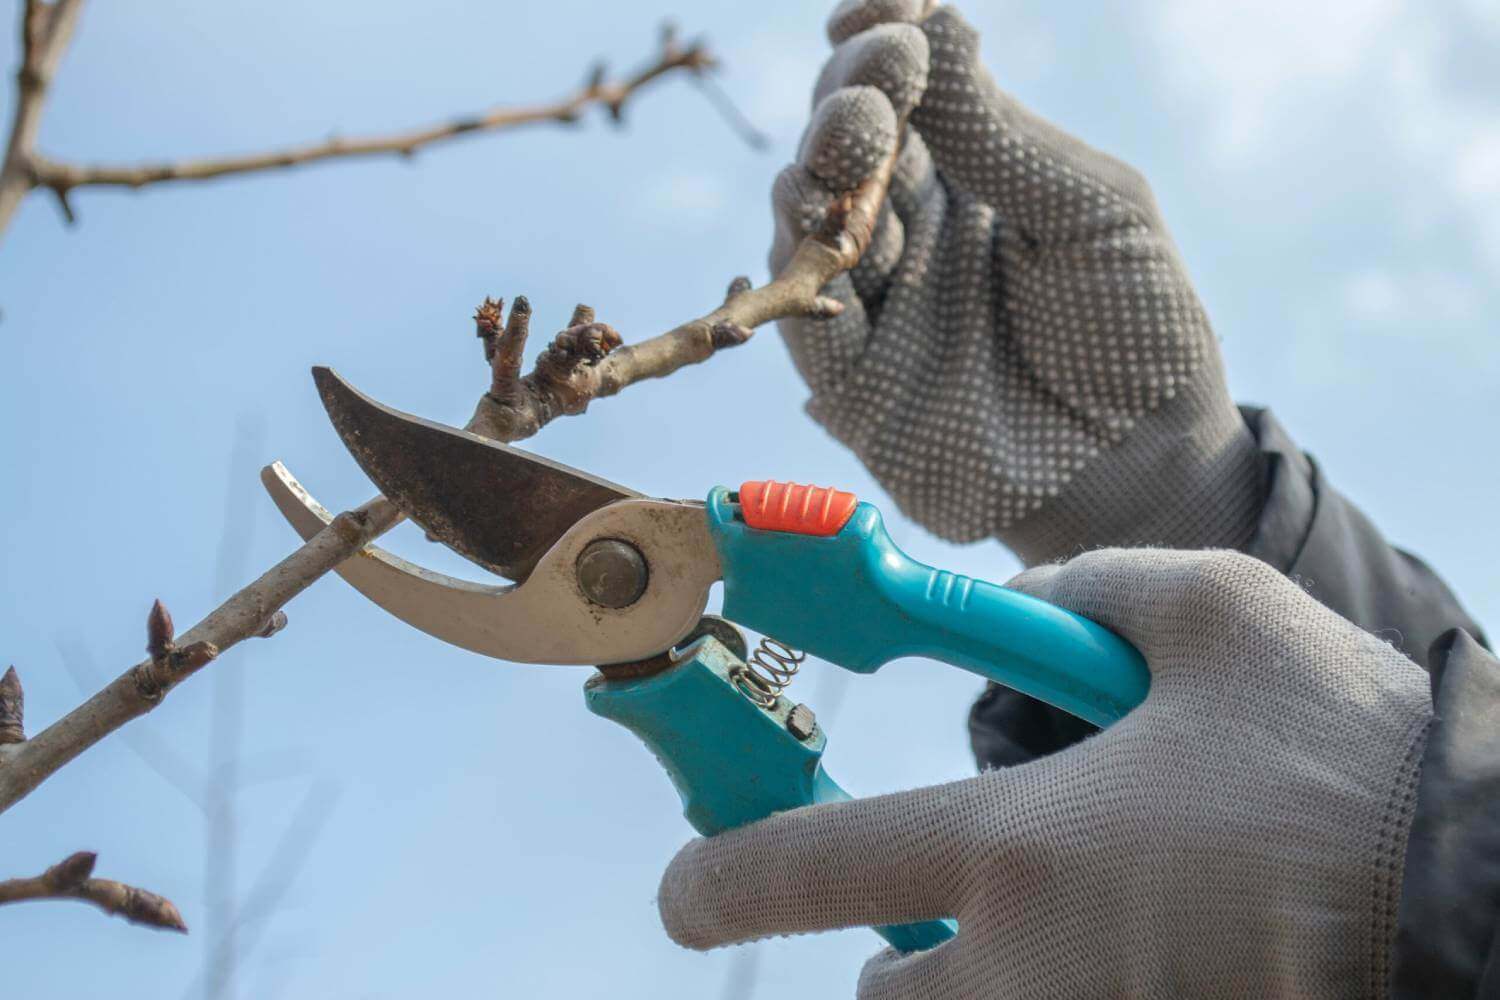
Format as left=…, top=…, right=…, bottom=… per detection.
left=0, top=666, right=23, bottom=745
left=568, top=303, right=596, bottom=327
left=808, top=296, right=846, bottom=320
left=328, top=510, right=370, bottom=547
left=711, top=321, right=753, bottom=348
left=724, top=275, right=752, bottom=303
left=659, top=20, right=681, bottom=57
left=46, top=183, right=76, bottom=225
left=539, top=322, right=622, bottom=372
left=171, top=642, right=219, bottom=674
left=257, top=610, right=288, bottom=640
left=584, top=60, right=607, bottom=96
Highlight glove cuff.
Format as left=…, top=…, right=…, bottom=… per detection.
left=1003, top=364, right=1266, bottom=567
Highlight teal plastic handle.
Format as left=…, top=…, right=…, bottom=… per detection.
left=706, top=488, right=1149, bottom=727
left=585, top=635, right=956, bottom=953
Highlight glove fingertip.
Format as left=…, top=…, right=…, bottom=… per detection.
left=826, top=0, right=931, bottom=46
left=815, top=22, right=931, bottom=121
left=1004, top=561, right=1065, bottom=602
left=801, top=85, right=899, bottom=193
left=656, top=840, right=715, bottom=950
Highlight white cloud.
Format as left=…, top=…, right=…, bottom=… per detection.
left=1453, top=129, right=1500, bottom=198
left=1339, top=266, right=1482, bottom=328
left=1148, top=0, right=1500, bottom=281
left=1154, top=0, right=1398, bottom=157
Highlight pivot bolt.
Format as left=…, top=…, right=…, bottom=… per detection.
left=576, top=539, right=648, bottom=609
left=786, top=703, right=817, bottom=741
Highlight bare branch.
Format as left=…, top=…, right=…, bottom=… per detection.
left=0, top=850, right=187, bottom=932
left=25, top=31, right=717, bottom=216
left=55, top=641, right=208, bottom=807
left=198, top=780, right=340, bottom=1000
left=0, top=0, right=85, bottom=235
left=467, top=137, right=901, bottom=440
left=0, top=495, right=402, bottom=813
left=0, top=120, right=902, bottom=818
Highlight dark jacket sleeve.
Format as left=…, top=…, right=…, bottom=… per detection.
left=967, top=407, right=1496, bottom=996
left=968, top=406, right=1489, bottom=767
left=1393, top=630, right=1500, bottom=998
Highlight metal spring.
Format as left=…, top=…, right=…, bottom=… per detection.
left=731, top=637, right=806, bottom=708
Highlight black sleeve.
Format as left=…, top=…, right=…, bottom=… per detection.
left=1392, top=630, right=1500, bottom=998
left=968, top=406, right=1489, bottom=769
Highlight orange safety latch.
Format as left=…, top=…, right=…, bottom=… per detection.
left=738, top=480, right=858, bottom=537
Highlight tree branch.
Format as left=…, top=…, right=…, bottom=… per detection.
left=0, top=496, right=401, bottom=813
left=0, top=850, right=187, bottom=932
left=0, top=132, right=901, bottom=817
left=26, top=27, right=717, bottom=218
left=0, top=8, right=756, bottom=242
left=467, top=139, right=898, bottom=439
left=0, top=0, right=84, bottom=235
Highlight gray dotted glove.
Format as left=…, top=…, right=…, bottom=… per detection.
left=659, top=549, right=1431, bottom=998
left=775, top=2, right=1263, bottom=563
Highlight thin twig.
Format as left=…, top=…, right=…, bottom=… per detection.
left=55, top=642, right=207, bottom=806
left=205, top=414, right=264, bottom=1000
left=25, top=30, right=717, bottom=220
left=0, top=495, right=402, bottom=813
left=199, top=781, right=339, bottom=1000
left=0, top=0, right=85, bottom=235
left=0, top=850, right=187, bottom=932
left=466, top=137, right=900, bottom=440
left=0, top=3, right=762, bottom=242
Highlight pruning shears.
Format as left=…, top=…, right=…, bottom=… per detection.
left=263, top=367, right=1150, bottom=953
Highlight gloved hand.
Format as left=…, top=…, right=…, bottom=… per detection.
left=658, top=549, right=1432, bottom=998
left=774, top=1, right=1263, bottom=564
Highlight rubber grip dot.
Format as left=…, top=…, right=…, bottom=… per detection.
left=738, top=481, right=858, bottom=536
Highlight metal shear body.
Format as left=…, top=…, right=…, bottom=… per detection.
left=263, top=368, right=1151, bottom=953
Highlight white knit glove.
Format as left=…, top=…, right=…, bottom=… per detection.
left=658, top=549, right=1431, bottom=998
left=775, top=2, right=1263, bottom=564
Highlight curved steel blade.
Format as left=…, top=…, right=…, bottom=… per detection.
left=261, top=462, right=716, bottom=665
left=313, top=366, right=639, bottom=581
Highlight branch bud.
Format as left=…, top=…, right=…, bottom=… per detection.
left=474, top=296, right=505, bottom=339
left=47, top=851, right=97, bottom=890
left=122, top=887, right=188, bottom=933
left=146, top=599, right=174, bottom=660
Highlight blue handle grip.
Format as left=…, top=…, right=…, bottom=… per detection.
left=706, top=488, right=1149, bottom=728
left=584, top=636, right=956, bottom=953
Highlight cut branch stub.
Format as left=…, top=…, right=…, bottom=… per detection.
left=468, top=298, right=633, bottom=442
left=0, top=666, right=23, bottom=744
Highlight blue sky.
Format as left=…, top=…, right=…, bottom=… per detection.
left=1, top=1, right=1496, bottom=997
